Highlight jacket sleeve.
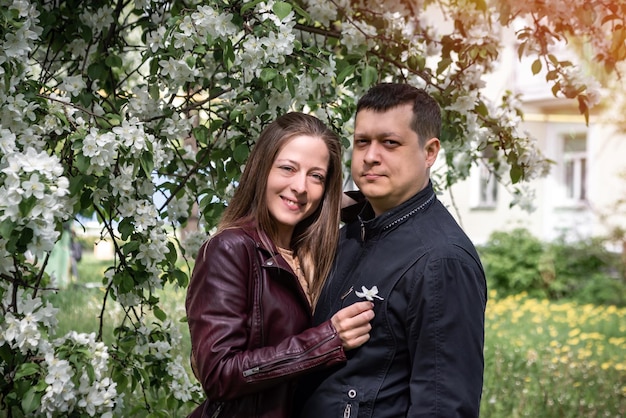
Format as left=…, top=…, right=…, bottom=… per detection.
left=185, top=232, right=346, bottom=401
left=406, top=249, right=487, bottom=417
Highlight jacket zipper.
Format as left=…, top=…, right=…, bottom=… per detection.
left=210, top=403, right=223, bottom=418
left=343, top=403, right=352, bottom=418
left=242, top=333, right=340, bottom=377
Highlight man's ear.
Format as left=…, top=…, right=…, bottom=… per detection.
left=424, top=137, right=440, bottom=167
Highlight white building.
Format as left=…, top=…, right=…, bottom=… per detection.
left=437, top=29, right=626, bottom=249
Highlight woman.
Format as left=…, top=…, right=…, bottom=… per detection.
left=185, top=112, right=374, bottom=418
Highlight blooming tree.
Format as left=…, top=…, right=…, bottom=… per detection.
left=0, top=0, right=622, bottom=415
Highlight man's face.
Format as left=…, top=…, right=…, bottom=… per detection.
left=351, top=103, right=439, bottom=216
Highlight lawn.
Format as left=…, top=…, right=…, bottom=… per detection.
left=49, top=253, right=626, bottom=417
left=482, top=291, right=626, bottom=417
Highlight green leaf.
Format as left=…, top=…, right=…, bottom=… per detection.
left=87, top=62, right=107, bottom=81
left=407, top=55, right=425, bottom=71
left=273, top=74, right=286, bottom=92
left=105, top=54, right=123, bottom=68
left=531, top=59, right=542, bottom=75
left=498, top=1, right=511, bottom=26
left=253, top=98, right=268, bottom=116
left=166, top=241, right=178, bottom=264
left=510, top=164, right=523, bottom=184
left=122, top=241, right=141, bottom=255
left=14, top=362, right=40, bottom=380
left=241, top=0, right=264, bottom=14
left=545, top=70, right=558, bottom=81
left=209, top=119, right=224, bottom=134
left=474, top=0, right=488, bottom=12
left=547, top=54, right=559, bottom=66
left=114, top=371, right=129, bottom=393
left=118, top=217, right=134, bottom=240
left=21, top=387, right=41, bottom=415
left=517, top=42, right=527, bottom=61
left=361, top=65, right=377, bottom=88
left=437, top=58, right=452, bottom=75
left=272, top=1, right=292, bottom=21
left=119, top=272, right=135, bottom=294
left=291, top=2, right=312, bottom=22
left=170, top=269, right=189, bottom=287
left=15, top=227, right=34, bottom=253
left=19, top=196, right=37, bottom=218
left=75, top=153, right=91, bottom=173
left=80, top=188, right=93, bottom=211
left=153, top=306, right=167, bottom=321
left=475, top=100, right=488, bottom=117
left=193, top=125, right=209, bottom=145
left=0, top=220, right=16, bottom=241
left=149, top=83, right=160, bottom=100
left=260, top=68, right=278, bottom=82
left=140, top=151, right=154, bottom=176
left=336, top=64, right=356, bottom=84
left=69, top=174, right=85, bottom=195
left=286, top=73, right=296, bottom=96
left=577, top=95, right=590, bottom=126
left=233, top=143, right=249, bottom=163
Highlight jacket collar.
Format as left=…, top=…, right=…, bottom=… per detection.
left=358, top=181, right=436, bottom=241
left=239, top=222, right=295, bottom=273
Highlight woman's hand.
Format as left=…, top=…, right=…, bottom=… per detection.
left=330, top=301, right=375, bottom=350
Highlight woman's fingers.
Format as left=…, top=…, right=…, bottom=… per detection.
left=331, top=301, right=375, bottom=350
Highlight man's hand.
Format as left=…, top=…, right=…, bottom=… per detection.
left=330, top=301, right=375, bottom=350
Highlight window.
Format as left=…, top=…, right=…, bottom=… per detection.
left=469, top=145, right=498, bottom=209
left=563, top=134, right=587, bottom=202
left=477, top=146, right=498, bottom=207
left=478, top=163, right=498, bottom=207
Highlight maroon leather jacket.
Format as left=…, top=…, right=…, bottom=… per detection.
left=185, top=225, right=346, bottom=418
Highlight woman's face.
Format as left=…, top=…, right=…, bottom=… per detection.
left=265, top=135, right=330, bottom=248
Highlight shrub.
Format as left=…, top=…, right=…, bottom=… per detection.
left=477, top=229, right=626, bottom=306
left=477, top=228, right=547, bottom=298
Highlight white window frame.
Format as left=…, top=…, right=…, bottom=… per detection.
left=478, top=162, right=498, bottom=208
left=562, top=134, right=587, bottom=204
left=470, top=147, right=498, bottom=209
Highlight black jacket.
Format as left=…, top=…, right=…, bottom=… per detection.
left=296, top=183, right=487, bottom=417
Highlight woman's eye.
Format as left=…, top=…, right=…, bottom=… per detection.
left=311, top=173, right=325, bottom=182
left=280, top=165, right=295, bottom=172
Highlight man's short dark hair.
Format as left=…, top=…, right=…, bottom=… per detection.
left=356, top=83, right=441, bottom=145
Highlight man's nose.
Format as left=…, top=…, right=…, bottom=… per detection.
left=363, top=142, right=381, bottom=164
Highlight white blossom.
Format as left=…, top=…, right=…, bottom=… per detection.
left=355, top=285, right=384, bottom=301
left=61, top=75, right=87, bottom=97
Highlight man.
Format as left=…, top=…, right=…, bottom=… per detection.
left=296, top=83, right=487, bottom=417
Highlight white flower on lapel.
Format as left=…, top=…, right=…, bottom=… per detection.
left=355, top=285, right=384, bottom=301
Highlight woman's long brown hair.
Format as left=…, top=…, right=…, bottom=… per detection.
left=217, top=112, right=343, bottom=306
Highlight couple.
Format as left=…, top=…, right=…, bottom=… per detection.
left=185, top=83, right=487, bottom=418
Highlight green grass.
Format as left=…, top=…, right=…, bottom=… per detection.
left=481, top=291, right=626, bottom=417
left=47, top=251, right=191, bottom=363
left=49, top=256, right=626, bottom=417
